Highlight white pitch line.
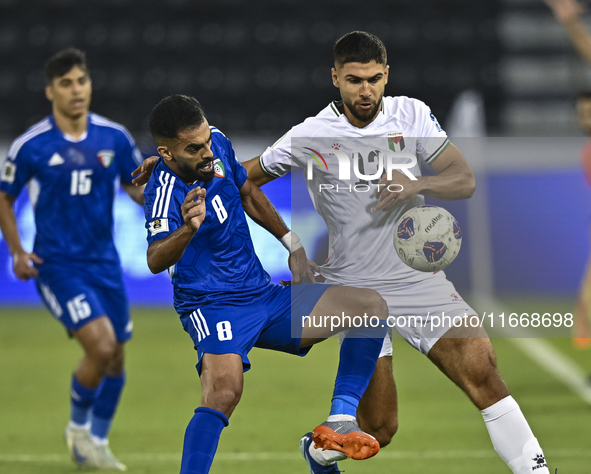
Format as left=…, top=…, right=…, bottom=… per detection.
left=511, top=338, right=591, bottom=405
left=476, top=296, right=591, bottom=405
left=1, top=449, right=590, bottom=463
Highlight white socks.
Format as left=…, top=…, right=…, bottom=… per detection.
left=68, top=420, right=90, bottom=431
left=91, top=435, right=109, bottom=446
left=326, top=414, right=355, bottom=423
left=481, top=396, right=549, bottom=474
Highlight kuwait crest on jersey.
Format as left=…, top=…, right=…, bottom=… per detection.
left=213, top=158, right=225, bottom=178
left=97, top=149, right=115, bottom=168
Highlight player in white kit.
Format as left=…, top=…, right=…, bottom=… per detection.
left=244, top=31, right=551, bottom=474
left=131, top=31, right=551, bottom=474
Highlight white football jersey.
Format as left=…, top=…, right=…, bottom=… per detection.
left=260, top=96, right=450, bottom=286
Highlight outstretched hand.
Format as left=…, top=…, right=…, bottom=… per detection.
left=131, top=156, right=159, bottom=187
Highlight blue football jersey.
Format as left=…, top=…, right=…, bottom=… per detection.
left=0, top=113, right=143, bottom=266
left=144, top=127, right=272, bottom=314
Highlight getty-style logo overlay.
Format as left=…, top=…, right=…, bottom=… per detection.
left=294, top=136, right=419, bottom=194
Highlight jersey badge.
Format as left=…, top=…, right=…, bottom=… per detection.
left=387, top=132, right=405, bottom=152
left=430, top=112, right=443, bottom=132
left=213, top=158, right=225, bottom=178
left=48, top=152, right=65, bottom=167
left=97, top=150, right=115, bottom=168
left=1, top=160, right=16, bottom=183
left=149, top=218, right=169, bottom=236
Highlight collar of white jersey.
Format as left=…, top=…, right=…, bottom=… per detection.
left=329, top=99, right=386, bottom=129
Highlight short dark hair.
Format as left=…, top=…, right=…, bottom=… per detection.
left=578, top=91, right=591, bottom=101
left=334, top=31, right=387, bottom=67
left=149, top=95, right=206, bottom=141
left=44, top=48, right=89, bottom=83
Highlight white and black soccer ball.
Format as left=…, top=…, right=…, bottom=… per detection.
left=394, top=205, right=462, bottom=272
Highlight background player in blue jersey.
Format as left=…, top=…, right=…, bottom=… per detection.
left=143, top=94, right=390, bottom=474
left=0, top=49, right=144, bottom=470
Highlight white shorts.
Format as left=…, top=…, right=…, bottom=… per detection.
left=335, top=273, right=476, bottom=356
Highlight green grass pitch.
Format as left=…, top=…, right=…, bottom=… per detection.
left=0, top=303, right=590, bottom=474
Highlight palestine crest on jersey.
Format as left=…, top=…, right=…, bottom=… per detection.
left=213, top=158, right=225, bottom=178
left=97, top=149, right=115, bottom=168
left=387, top=131, right=405, bottom=152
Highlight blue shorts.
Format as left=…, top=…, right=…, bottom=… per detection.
left=180, top=283, right=330, bottom=373
left=35, top=263, right=132, bottom=342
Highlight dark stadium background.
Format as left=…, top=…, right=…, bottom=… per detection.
left=0, top=0, right=501, bottom=139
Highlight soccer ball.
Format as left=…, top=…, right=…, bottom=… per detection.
left=394, top=205, right=462, bottom=272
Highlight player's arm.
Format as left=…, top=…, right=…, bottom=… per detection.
left=146, top=187, right=206, bottom=274
left=242, top=156, right=278, bottom=187
left=131, top=156, right=159, bottom=187
left=374, top=143, right=476, bottom=212
left=0, top=191, right=43, bottom=280
left=547, top=0, right=591, bottom=65
left=239, top=178, right=317, bottom=284
left=121, top=182, right=145, bottom=206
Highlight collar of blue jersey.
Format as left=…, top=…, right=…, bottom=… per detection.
left=49, top=113, right=89, bottom=143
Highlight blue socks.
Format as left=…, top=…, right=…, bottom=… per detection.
left=91, top=373, right=126, bottom=440
left=330, top=395, right=359, bottom=417
left=330, top=325, right=386, bottom=417
left=70, top=375, right=96, bottom=426
left=69, top=373, right=126, bottom=442
left=180, top=407, right=229, bottom=474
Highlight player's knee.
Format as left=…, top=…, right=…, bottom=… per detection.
left=214, top=387, right=242, bottom=415
left=361, top=289, right=388, bottom=319
left=463, top=355, right=508, bottom=406
left=106, top=346, right=125, bottom=375
left=89, top=338, right=118, bottom=369
left=471, top=352, right=499, bottom=388
left=203, top=382, right=243, bottom=416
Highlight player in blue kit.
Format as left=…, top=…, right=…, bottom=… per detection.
left=0, top=49, right=144, bottom=470
left=144, top=94, right=390, bottom=474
